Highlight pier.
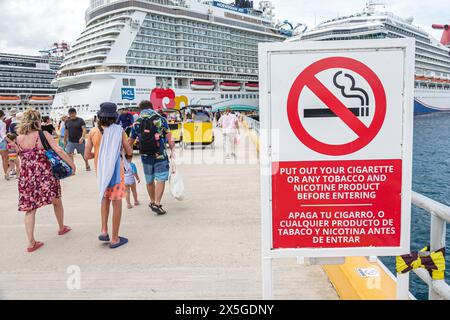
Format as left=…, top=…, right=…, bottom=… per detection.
left=0, top=127, right=338, bottom=300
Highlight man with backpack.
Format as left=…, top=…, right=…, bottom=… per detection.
left=128, top=100, right=175, bottom=215
left=117, top=107, right=134, bottom=136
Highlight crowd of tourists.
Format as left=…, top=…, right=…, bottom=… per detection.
left=0, top=102, right=240, bottom=253
left=0, top=101, right=175, bottom=253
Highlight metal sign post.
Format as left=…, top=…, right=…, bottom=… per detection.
left=259, top=39, right=415, bottom=300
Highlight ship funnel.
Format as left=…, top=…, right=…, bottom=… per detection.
left=432, top=24, right=450, bottom=46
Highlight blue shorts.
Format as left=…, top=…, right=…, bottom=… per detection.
left=0, top=140, right=7, bottom=151
left=141, top=156, right=170, bottom=184
left=66, top=141, right=85, bottom=155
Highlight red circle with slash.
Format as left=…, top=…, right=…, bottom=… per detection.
left=287, top=57, right=387, bottom=156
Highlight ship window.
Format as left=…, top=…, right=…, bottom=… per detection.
left=57, top=82, right=91, bottom=94
left=123, top=79, right=129, bottom=86
left=130, top=79, right=136, bottom=86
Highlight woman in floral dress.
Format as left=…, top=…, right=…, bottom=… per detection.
left=16, top=109, right=76, bottom=253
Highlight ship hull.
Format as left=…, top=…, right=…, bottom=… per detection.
left=414, top=88, right=450, bottom=115
left=51, top=73, right=259, bottom=124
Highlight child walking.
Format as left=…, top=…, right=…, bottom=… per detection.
left=6, top=133, right=20, bottom=180
left=125, top=155, right=141, bottom=209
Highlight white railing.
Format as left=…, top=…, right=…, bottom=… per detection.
left=397, top=192, right=450, bottom=300
left=243, top=115, right=260, bottom=134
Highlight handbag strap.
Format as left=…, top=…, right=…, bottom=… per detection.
left=38, top=130, right=51, bottom=151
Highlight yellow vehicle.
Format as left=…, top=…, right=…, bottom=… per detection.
left=181, top=105, right=215, bottom=149
left=162, top=108, right=183, bottom=143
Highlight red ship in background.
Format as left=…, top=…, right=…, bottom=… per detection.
left=432, top=24, right=450, bottom=47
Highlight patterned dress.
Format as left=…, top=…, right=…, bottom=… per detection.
left=17, top=136, right=61, bottom=212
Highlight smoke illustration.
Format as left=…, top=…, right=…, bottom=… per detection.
left=302, top=70, right=372, bottom=119
left=333, top=71, right=370, bottom=106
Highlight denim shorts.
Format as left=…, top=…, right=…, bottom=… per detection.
left=0, top=140, right=7, bottom=151
left=66, top=141, right=85, bottom=155
left=141, top=156, right=170, bottom=184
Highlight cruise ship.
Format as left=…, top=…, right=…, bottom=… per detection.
left=0, top=51, right=64, bottom=116
left=51, top=0, right=292, bottom=123
left=288, top=1, right=450, bottom=114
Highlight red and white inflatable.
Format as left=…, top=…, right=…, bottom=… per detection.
left=191, top=81, right=215, bottom=91
left=220, top=82, right=241, bottom=91
left=245, top=82, right=259, bottom=91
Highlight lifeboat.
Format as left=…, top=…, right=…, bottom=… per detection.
left=421, top=76, right=433, bottom=82
left=191, top=81, right=215, bottom=91
left=0, top=96, right=21, bottom=104
left=220, top=82, right=241, bottom=91
left=28, top=96, right=53, bottom=104
left=245, top=82, right=259, bottom=91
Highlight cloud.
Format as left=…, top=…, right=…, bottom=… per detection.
left=0, top=0, right=447, bottom=55
left=0, top=0, right=88, bottom=55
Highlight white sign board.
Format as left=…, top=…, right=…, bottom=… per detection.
left=259, top=39, right=415, bottom=259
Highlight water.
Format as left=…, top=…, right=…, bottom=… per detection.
left=380, top=112, right=450, bottom=300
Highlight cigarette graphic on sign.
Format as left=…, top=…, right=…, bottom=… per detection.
left=304, top=71, right=370, bottom=118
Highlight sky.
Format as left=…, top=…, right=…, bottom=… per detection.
left=0, top=0, right=448, bottom=56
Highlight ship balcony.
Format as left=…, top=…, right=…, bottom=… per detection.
left=72, top=29, right=122, bottom=49
left=416, top=58, right=450, bottom=71
left=80, top=17, right=130, bottom=38
left=0, top=81, right=56, bottom=89
left=86, top=13, right=133, bottom=28
left=64, top=46, right=112, bottom=61
left=61, top=60, right=105, bottom=72
left=416, top=45, right=450, bottom=61
left=69, top=37, right=117, bottom=54
left=61, top=52, right=108, bottom=68
left=75, top=24, right=125, bottom=43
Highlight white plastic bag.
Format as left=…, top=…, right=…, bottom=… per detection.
left=169, top=165, right=185, bottom=201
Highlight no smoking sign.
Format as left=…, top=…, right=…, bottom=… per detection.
left=259, top=40, right=415, bottom=258
left=287, top=56, right=387, bottom=156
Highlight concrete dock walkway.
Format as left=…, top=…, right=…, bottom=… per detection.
left=0, top=126, right=338, bottom=300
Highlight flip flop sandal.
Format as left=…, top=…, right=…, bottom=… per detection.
left=98, top=234, right=110, bottom=242
left=27, top=241, right=44, bottom=253
left=153, top=205, right=167, bottom=216
left=58, top=226, right=72, bottom=236
left=149, top=202, right=158, bottom=211
left=110, top=237, right=128, bottom=249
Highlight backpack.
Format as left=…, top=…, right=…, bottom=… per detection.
left=139, top=114, right=162, bottom=156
